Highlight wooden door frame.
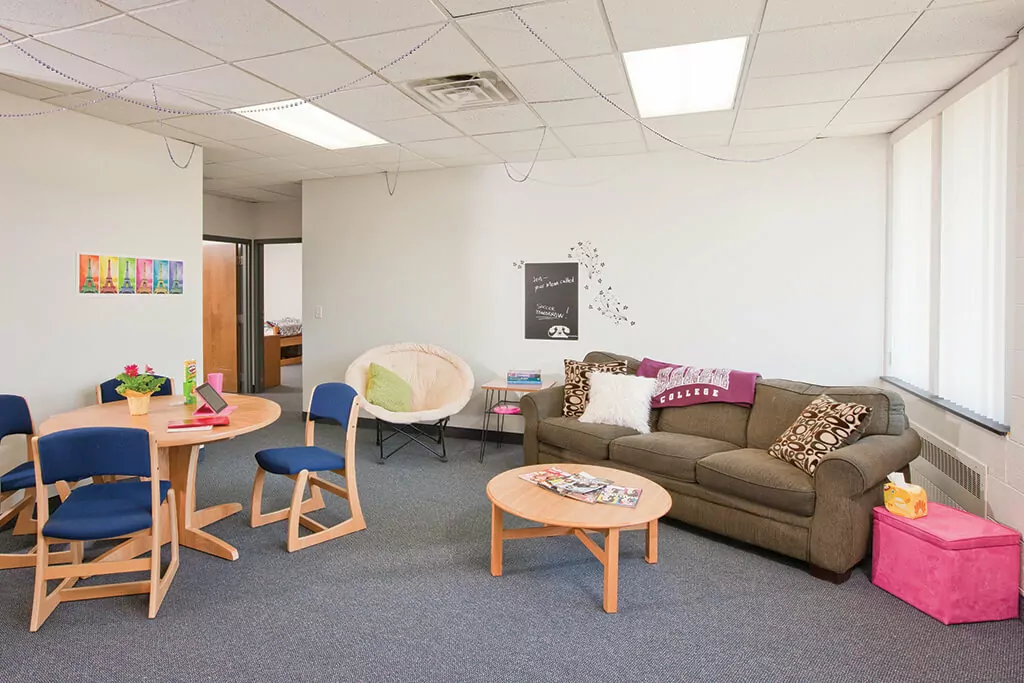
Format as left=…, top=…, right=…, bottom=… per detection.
left=202, top=235, right=252, bottom=393
left=253, top=237, right=302, bottom=394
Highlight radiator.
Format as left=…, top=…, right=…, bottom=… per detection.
left=908, top=426, right=987, bottom=517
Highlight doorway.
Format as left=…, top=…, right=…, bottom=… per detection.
left=253, top=238, right=302, bottom=400
left=202, top=236, right=251, bottom=393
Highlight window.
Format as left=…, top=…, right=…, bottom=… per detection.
left=887, top=68, right=1011, bottom=425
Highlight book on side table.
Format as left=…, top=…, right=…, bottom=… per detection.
left=519, top=467, right=641, bottom=506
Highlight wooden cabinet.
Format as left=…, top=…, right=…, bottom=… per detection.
left=263, top=334, right=281, bottom=389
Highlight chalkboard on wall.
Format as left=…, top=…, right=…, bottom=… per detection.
left=525, top=262, right=579, bottom=340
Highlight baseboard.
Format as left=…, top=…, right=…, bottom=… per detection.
left=300, top=412, right=524, bottom=445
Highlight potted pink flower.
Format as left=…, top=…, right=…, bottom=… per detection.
left=116, top=364, right=167, bottom=416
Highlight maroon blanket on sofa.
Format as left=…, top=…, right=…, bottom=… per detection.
left=637, top=358, right=760, bottom=408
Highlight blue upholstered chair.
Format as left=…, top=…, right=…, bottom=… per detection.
left=95, top=376, right=174, bottom=404
left=251, top=383, right=366, bottom=552
left=0, top=395, right=67, bottom=570
left=30, top=427, right=179, bottom=632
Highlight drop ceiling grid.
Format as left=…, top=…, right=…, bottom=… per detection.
left=0, top=0, right=1018, bottom=196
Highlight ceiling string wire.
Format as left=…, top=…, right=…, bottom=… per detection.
left=504, top=126, right=548, bottom=182
left=153, top=84, right=197, bottom=169
left=385, top=147, right=402, bottom=195
left=508, top=8, right=824, bottom=164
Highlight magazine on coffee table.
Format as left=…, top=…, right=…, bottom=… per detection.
left=595, top=485, right=642, bottom=508
left=518, top=468, right=616, bottom=504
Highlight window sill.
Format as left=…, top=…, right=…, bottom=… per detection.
left=880, top=376, right=1010, bottom=436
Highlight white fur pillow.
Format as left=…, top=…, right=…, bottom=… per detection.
left=579, top=372, right=658, bottom=434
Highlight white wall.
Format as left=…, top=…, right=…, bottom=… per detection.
left=203, top=194, right=301, bottom=240
left=256, top=201, right=301, bottom=239
left=0, top=91, right=203, bottom=479
left=263, top=243, right=302, bottom=321
left=302, top=137, right=888, bottom=428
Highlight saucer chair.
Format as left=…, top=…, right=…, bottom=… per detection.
left=345, top=343, right=474, bottom=463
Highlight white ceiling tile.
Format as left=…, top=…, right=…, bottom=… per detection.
left=40, top=16, right=220, bottom=79
left=0, top=40, right=129, bottom=90
left=231, top=133, right=324, bottom=156
left=741, top=67, right=873, bottom=108
left=437, top=1, right=522, bottom=16
left=219, top=187, right=296, bottom=202
left=326, top=143, right=407, bottom=166
left=201, top=143, right=263, bottom=164
left=502, top=55, right=628, bottom=102
left=279, top=149, right=372, bottom=169
left=319, top=164, right=383, bottom=176
left=260, top=182, right=303, bottom=197
left=458, top=0, right=611, bottom=68
left=859, top=52, right=997, bottom=97
left=361, top=114, right=461, bottom=143
left=641, top=110, right=736, bottom=139
left=761, top=0, right=930, bottom=32
left=734, top=101, right=844, bottom=132
left=204, top=163, right=262, bottom=179
left=568, top=140, right=647, bottom=158
left=831, top=91, right=941, bottom=124
left=102, top=1, right=171, bottom=9
left=375, top=156, right=444, bottom=172
left=474, top=128, right=560, bottom=153
left=42, top=91, right=160, bottom=124
left=554, top=120, right=642, bottom=146
left=339, top=24, right=490, bottom=83
left=153, top=65, right=292, bottom=109
left=132, top=120, right=223, bottom=144
left=115, top=81, right=214, bottom=116
left=271, top=0, right=446, bottom=41
left=531, top=94, right=636, bottom=127
left=318, top=84, right=427, bottom=124
left=203, top=178, right=247, bottom=192
left=0, top=1, right=116, bottom=36
left=824, top=119, right=907, bottom=136
left=887, top=1, right=1024, bottom=62
left=225, top=157, right=308, bottom=175
left=0, top=73, right=63, bottom=99
left=236, top=45, right=382, bottom=97
left=438, top=153, right=504, bottom=167
left=137, top=0, right=323, bottom=62
left=257, top=168, right=331, bottom=183
left=750, top=15, right=915, bottom=77
left=729, top=128, right=820, bottom=146
left=405, top=136, right=489, bottom=158
left=498, top=147, right=573, bottom=163
left=604, top=0, right=764, bottom=52
left=0, top=90, right=56, bottom=114
left=153, top=112, right=276, bottom=141
left=441, top=103, right=541, bottom=134
left=644, top=132, right=731, bottom=152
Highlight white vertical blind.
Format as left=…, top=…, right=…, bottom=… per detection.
left=938, top=69, right=1008, bottom=422
left=889, top=121, right=935, bottom=390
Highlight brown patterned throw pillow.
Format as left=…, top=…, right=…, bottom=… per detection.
left=563, top=359, right=628, bottom=417
left=768, top=394, right=871, bottom=475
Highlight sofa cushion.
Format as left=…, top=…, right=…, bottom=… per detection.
left=610, top=433, right=739, bottom=482
left=537, top=417, right=637, bottom=461
left=768, top=394, right=871, bottom=475
left=583, top=351, right=641, bottom=375
left=696, top=448, right=816, bottom=517
left=658, top=403, right=750, bottom=447
left=747, top=379, right=905, bottom=450
left=563, top=359, right=628, bottom=418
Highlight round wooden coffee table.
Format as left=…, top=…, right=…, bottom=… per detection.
left=487, top=463, right=672, bottom=613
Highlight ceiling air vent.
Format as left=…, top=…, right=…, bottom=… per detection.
left=401, top=71, right=518, bottom=112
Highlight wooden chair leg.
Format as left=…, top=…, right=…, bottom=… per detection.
left=251, top=468, right=327, bottom=529
left=286, top=470, right=367, bottom=553
left=286, top=470, right=310, bottom=553
left=12, top=490, right=37, bottom=536
left=30, top=539, right=77, bottom=632
left=0, top=491, right=31, bottom=530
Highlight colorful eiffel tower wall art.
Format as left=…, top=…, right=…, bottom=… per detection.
left=118, top=257, right=137, bottom=294
left=99, top=256, right=119, bottom=294
left=78, top=254, right=99, bottom=294
left=78, top=254, right=184, bottom=294
left=136, top=258, right=153, bottom=294
left=154, top=259, right=169, bottom=294
left=169, top=260, right=183, bottom=294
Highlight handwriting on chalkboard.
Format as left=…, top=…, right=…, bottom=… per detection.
left=533, top=275, right=575, bottom=292
left=525, top=263, right=578, bottom=341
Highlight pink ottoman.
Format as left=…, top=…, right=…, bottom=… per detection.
left=872, top=504, right=1021, bottom=625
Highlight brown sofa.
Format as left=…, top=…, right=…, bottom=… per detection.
left=521, top=351, right=921, bottom=582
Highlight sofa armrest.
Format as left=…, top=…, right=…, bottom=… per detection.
left=814, top=429, right=921, bottom=498
left=520, top=386, right=564, bottom=466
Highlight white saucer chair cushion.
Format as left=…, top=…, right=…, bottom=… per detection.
left=345, top=344, right=474, bottom=425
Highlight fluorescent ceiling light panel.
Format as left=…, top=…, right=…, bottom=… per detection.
left=233, top=99, right=386, bottom=149
left=624, top=37, right=748, bottom=118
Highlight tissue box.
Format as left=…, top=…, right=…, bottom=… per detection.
left=883, top=481, right=928, bottom=519
left=872, top=504, right=1021, bottom=624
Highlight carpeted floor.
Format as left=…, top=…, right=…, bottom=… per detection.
left=1, top=388, right=1022, bottom=682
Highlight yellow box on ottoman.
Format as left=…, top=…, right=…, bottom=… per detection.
left=883, top=481, right=928, bottom=519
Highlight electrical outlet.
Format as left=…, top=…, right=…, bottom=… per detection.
left=314, top=305, right=323, bottom=319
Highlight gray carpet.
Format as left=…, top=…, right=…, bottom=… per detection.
left=1, top=393, right=1022, bottom=682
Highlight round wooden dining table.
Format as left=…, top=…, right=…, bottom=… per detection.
left=39, top=394, right=281, bottom=562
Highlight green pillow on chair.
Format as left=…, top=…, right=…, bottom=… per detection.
left=365, top=362, right=412, bottom=412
